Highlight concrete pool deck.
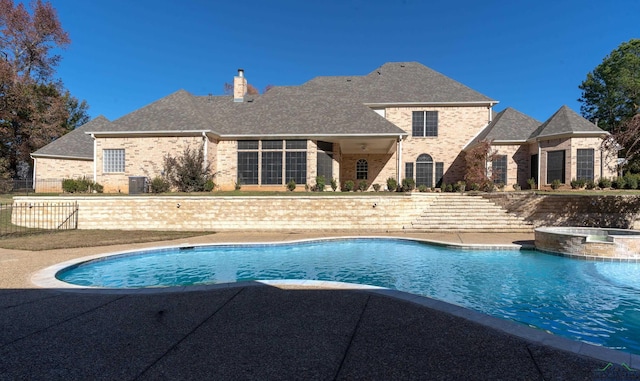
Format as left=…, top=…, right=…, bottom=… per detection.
left=0, top=231, right=637, bottom=379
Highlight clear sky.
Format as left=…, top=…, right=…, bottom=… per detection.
left=48, top=0, right=639, bottom=123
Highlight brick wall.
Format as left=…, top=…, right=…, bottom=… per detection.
left=34, top=158, right=93, bottom=192
left=13, top=194, right=433, bottom=231
left=385, top=105, right=488, bottom=184
left=95, top=135, right=206, bottom=193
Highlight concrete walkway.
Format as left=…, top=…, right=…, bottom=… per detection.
left=0, top=232, right=637, bottom=380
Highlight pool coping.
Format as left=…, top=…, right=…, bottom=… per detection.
left=29, top=235, right=639, bottom=369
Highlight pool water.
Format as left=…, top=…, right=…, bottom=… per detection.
left=56, top=238, right=640, bottom=354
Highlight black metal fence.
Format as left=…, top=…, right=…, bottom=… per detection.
left=0, top=179, right=66, bottom=195
left=0, top=202, right=78, bottom=237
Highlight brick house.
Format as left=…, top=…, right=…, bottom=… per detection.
left=31, top=62, right=615, bottom=193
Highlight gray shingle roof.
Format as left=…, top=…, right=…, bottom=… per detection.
left=31, top=116, right=111, bottom=159
left=302, top=62, right=496, bottom=104
left=40, top=62, right=497, bottom=156
left=107, top=89, right=214, bottom=132
left=474, top=107, right=541, bottom=143
left=529, top=105, right=607, bottom=140
left=198, top=86, right=405, bottom=137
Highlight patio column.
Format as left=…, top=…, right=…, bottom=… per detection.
left=397, top=135, right=403, bottom=183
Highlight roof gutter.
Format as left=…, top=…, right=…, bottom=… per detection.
left=221, top=132, right=408, bottom=139
left=527, top=130, right=609, bottom=143
left=86, top=130, right=221, bottom=138
left=364, top=101, right=498, bottom=108
left=30, top=153, right=93, bottom=160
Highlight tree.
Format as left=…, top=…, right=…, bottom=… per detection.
left=602, top=113, right=640, bottom=173
left=0, top=0, right=88, bottom=179
left=162, top=146, right=214, bottom=192
left=579, top=39, right=640, bottom=131
left=464, top=140, right=498, bottom=191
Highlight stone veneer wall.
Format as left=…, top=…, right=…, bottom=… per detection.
left=482, top=193, right=640, bottom=229
left=534, top=227, right=640, bottom=259
left=12, top=194, right=434, bottom=231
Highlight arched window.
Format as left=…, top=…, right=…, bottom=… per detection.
left=356, top=159, right=368, bottom=180
left=416, top=154, right=433, bottom=187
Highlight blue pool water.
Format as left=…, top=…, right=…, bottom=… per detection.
left=56, top=238, right=640, bottom=354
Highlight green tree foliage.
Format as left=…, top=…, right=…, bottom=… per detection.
left=0, top=0, right=89, bottom=178
left=579, top=39, right=640, bottom=131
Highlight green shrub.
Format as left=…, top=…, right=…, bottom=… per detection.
left=62, top=178, right=78, bottom=193
left=570, top=178, right=586, bottom=189
left=235, top=181, right=242, bottom=191
left=527, top=177, right=536, bottom=190
left=453, top=181, right=466, bottom=193
left=343, top=180, right=355, bottom=192
left=469, top=182, right=480, bottom=191
left=93, top=183, right=104, bottom=193
left=512, top=183, right=521, bottom=191
left=624, top=173, right=638, bottom=189
left=287, top=179, right=296, bottom=191
left=386, top=177, right=397, bottom=192
left=204, top=179, right=215, bottom=192
left=551, top=179, right=562, bottom=190
left=612, top=176, right=626, bottom=189
left=599, top=177, right=612, bottom=189
left=585, top=179, right=596, bottom=190
left=401, top=178, right=415, bottom=192
left=62, top=177, right=103, bottom=193
left=417, top=184, right=428, bottom=192
left=373, top=183, right=381, bottom=192
left=358, top=180, right=368, bottom=192
left=330, top=178, right=338, bottom=192
left=315, top=175, right=326, bottom=192
left=445, top=184, right=453, bottom=192
left=150, top=176, right=171, bottom=193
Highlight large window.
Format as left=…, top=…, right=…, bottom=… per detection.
left=287, top=152, right=307, bottom=184
left=416, top=154, right=433, bottom=187
left=492, top=155, right=507, bottom=185
left=103, top=149, right=125, bottom=173
left=237, top=140, right=307, bottom=185
left=577, top=149, right=594, bottom=181
left=316, top=141, right=332, bottom=182
left=547, top=150, right=565, bottom=184
left=356, top=159, right=368, bottom=180
left=261, top=151, right=282, bottom=184
left=412, top=111, right=438, bottom=137
left=405, top=162, right=414, bottom=180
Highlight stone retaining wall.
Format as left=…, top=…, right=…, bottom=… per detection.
left=12, top=194, right=435, bottom=231
left=481, top=193, right=640, bottom=229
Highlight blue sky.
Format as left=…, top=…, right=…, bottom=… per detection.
left=49, top=0, right=639, bottom=123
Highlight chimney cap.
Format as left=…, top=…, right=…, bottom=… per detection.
left=237, top=68, right=244, bottom=78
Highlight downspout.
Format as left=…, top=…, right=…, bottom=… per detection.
left=397, top=136, right=403, bottom=184
left=32, top=157, right=36, bottom=191
left=92, top=133, right=97, bottom=183
left=537, top=142, right=541, bottom=190
left=202, top=132, right=208, bottom=172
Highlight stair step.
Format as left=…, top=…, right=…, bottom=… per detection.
left=405, top=194, right=533, bottom=232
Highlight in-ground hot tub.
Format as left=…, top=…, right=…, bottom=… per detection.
left=535, top=227, right=640, bottom=260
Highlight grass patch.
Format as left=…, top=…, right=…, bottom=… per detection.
left=0, top=230, right=211, bottom=251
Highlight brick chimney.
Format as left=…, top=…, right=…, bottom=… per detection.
left=233, top=69, right=247, bottom=102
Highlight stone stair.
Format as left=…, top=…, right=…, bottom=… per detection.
left=403, top=193, right=534, bottom=232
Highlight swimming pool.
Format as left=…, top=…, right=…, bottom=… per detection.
left=56, top=238, right=640, bottom=354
